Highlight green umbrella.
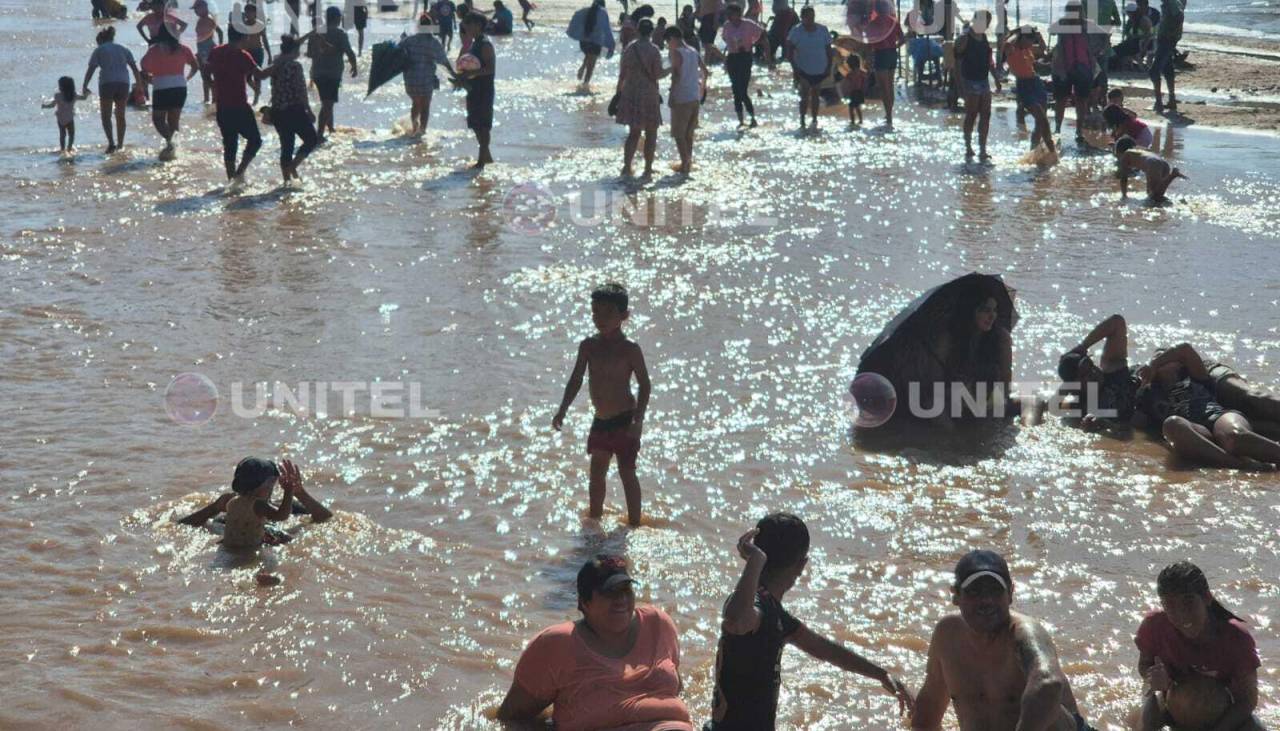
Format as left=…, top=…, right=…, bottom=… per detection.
left=367, top=40, right=409, bottom=98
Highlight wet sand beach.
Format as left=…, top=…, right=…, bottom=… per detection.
left=2, top=0, right=1280, bottom=728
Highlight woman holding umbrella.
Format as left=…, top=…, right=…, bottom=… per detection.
left=856, top=273, right=1019, bottom=427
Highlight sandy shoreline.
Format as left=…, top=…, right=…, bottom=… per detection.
left=1109, top=30, right=1280, bottom=133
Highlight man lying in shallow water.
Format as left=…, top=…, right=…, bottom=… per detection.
left=1058, top=314, right=1280, bottom=468
left=911, top=550, right=1098, bottom=731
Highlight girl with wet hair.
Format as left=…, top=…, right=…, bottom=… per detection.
left=1135, top=561, right=1264, bottom=731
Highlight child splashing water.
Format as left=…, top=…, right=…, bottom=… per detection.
left=42, top=76, right=89, bottom=154
left=178, top=458, right=333, bottom=584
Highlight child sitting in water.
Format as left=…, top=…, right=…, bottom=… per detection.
left=42, top=76, right=89, bottom=153
left=706, top=514, right=913, bottom=728
left=1116, top=135, right=1184, bottom=202
left=1135, top=561, right=1265, bottom=731
left=551, top=283, right=651, bottom=526
left=178, top=457, right=332, bottom=549
left=840, top=53, right=867, bottom=126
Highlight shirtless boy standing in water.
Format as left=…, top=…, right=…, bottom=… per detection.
left=552, top=283, right=651, bottom=526
left=912, top=550, right=1099, bottom=731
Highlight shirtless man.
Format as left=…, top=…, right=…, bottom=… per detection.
left=912, top=550, right=1098, bottom=731
left=552, top=283, right=652, bottom=526
left=1116, top=135, right=1184, bottom=203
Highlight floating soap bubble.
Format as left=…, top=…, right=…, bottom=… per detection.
left=164, top=372, right=219, bottom=426
left=845, top=372, right=897, bottom=428
left=846, top=0, right=899, bottom=46
left=503, top=182, right=557, bottom=234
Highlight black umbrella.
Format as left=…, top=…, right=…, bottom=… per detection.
left=367, top=40, right=409, bottom=97
left=856, top=273, right=1018, bottom=408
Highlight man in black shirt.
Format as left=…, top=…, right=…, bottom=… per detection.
left=706, top=513, right=913, bottom=730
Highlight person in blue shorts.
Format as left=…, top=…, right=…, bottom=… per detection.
left=1002, top=26, right=1055, bottom=155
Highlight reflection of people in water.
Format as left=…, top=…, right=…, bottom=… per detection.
left=935, top=292, right=1013, bottom=422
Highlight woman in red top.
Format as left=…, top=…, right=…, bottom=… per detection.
left=139, top=25, right=199, bottom=157
left=497, top=555, right=693, bottom=731
left=1135, top=561, right=1264, bottom=731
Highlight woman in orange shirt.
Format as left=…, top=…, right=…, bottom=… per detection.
left=1002, top=26, right=1056, bottom=156
left=498, top=555, right=694, bottom=731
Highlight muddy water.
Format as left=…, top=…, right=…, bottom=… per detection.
left=1, top=0, right=1279, bottom=728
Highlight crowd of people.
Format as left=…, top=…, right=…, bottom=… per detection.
left=54, top=0, right=1195, bottom=200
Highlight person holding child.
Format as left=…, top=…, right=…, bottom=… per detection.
left=1136, top=561, right=1266, bottom=731
left=177, top=457, right=332, bottom=549
left=707, top=513, right=914, bottom=729
left=553, top=283, right=651, bottom=526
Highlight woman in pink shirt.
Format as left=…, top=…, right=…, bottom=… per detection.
left=720, top=2, right=770, bottom=128
left=140, top=25, right=199, bottom=158
left=497, top=555, right=694, bottom=731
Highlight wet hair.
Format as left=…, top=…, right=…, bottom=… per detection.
left=591, top=282, right=629, bottom=314
left=946, top=290, right=1003, bottom=380
left=1115, top=135, right=1137, bottom=156
left=663, top=25, right=684, bottom=41
left=279, top=33, right=299, bottom=55
left=585, top=0, right=604, bottom=34
left=1157, top=561, right=1244, bottom=623
left=1058, top=351, right=1085, bottom=383
left=1102, top=104, right=1127, bottom=128
left=155, top=23, right=181, bottom=51
left=725, top=2, right=743, bottom=14
left=631, top=3, right=654, bottom=19
left=97, top=25, right=116, bottom=44
left=58, top=76, right=76, bottom=102
left=755, top=513, right=810, bottom=575
left=637, top=18, right=654, bottom=37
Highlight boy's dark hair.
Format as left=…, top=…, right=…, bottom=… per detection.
left=1058, top=351, right=1085, bottom=382
left=1107, top=87, right=1123, bottom=101
left=232, top=456, right=280, bottom=495
left=663, top=26, right=684, bottom=40
left=464, top=11, right=487, bottom=28
left=1115, top=135, right=1136, bottom=156
left=725, top=2, right=743, bottom=13
left=637, top=17, right=654, bottom=35
left=1102, top=103, right=1127, bottom=128
left=591, top=282, right=629, bottom=313
left=280, top=34, right=299, bottom=55
left=755, top=513, right=809, bottom=575
left=97, top=25, right=116, bottom=43
left=1157, top=560, right=1244, bottom=623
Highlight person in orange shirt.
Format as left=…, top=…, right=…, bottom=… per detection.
left=1002, top=26, right=1056, bottom=156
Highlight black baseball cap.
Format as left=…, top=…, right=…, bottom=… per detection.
left=955, top=550, right=1012, bottom=591
left=232, top=456, right=279, bottom=494
left=577, top=555, right=636, bottom=601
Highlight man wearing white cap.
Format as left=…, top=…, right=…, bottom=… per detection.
left=911, top=550, right=1098, bottom=731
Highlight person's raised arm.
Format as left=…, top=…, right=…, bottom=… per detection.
left=257, top=459, right=301, bottom=521
left=911, top=624, right=951, bottom=730
left=1012, top=619, right=1069, bottom=731
left=177, top=493, right=234, bottom=526
left=1146, top=342, right=1209, bottom=382
left=495, top=679, right=553, bottom=725
left=1070, top=314, right=1128, bottom=367
left=789, top=624, right=914, bottom=716
left=552, top=340, right=588, bottom=430
left=722, top=528, right=766, bottom=634
left=1211, top=669, right=1260, bottom=731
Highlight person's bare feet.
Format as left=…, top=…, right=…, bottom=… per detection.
left=621, top=165, right=633, bottom=177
